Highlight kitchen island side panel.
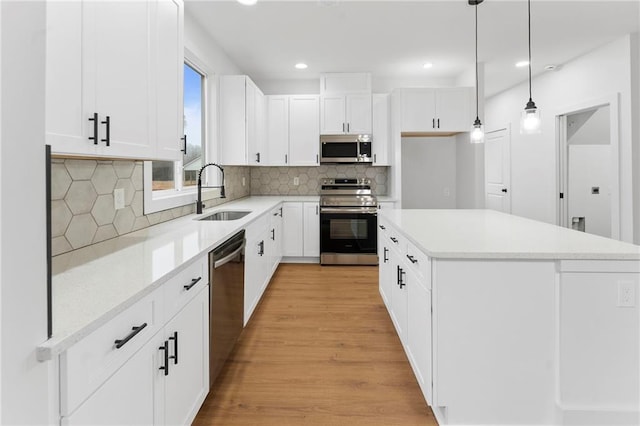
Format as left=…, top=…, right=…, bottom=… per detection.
left=432, top=259, right=557, bottom=425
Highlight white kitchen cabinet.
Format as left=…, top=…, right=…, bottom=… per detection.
left=390, top=248, right=408, bottom=343
left=218, top=75, right=265, bottom=165
left=400, top=87, right=472, bottom=133
left=267, top=205, right=283, bottom=274
left=45, top=0, right=184, bottom=161
left=372, top=93, right=391, bottom=166
left=289, top=95, right=320, bottom=166
left=303, top=202, right=320, bottom=257
left=282, top=202, right=304, bottom=257
left=377, top=201, right=395, bottom=211
left=320, top=73, right=372, bottom=135
left=266, top=96, right=290, bottom=166
left=244, top=226, right=269, bottom=324
left=377, top=221, right=393, bottom=309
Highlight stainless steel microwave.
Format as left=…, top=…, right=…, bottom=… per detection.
left=319, top=134, right=373, bottom=164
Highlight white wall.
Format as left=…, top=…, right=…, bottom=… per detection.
left=401, top=137, right=456, bottom=209
left=631, top=32, right=640, bottom=245
left=567, top=107, right=609, bottom=145
left=0, top=2, right=51, bottom=424
left=485, top=35, right=636, bottom=243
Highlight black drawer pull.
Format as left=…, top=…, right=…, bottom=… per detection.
left=379, top=225, right=386, bottom=230
left=184, top=276, right=201, bottom=291
left=406, top=254, right=418, bottom=264
left=383, top=247, right=389, bottom=263
left=114, top=322, right=147, bottom=349
left=159, top=340, right=169, bottom=376
left=168, top=331, right=178, bottom=365
left=101, top=115, right=110, bottom=146
left=88, top=112, right=98, bottom=145
left=390, top=237, right=398, bottom=243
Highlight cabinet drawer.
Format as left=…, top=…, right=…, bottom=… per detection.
left=269, top=204, right=283, bottom=227
left=386, top=228, right=406, bottom=254
left=60, top=288, right=163, bottom=416
left=406, top=241, right=431, bottom=289
left=164, top=255, right=207, bottom=322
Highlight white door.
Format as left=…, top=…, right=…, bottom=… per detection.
left=90, top=1, right=154, bottom=158
left=320, top=95, right=345, bottom=134
left=303, top=202, right=320, bottom=257
left=345, top=93, right=372, bottom=134
left=266, top=96, right=289, bottom=166
left=484, top=127, right=511, bottom=213
left=281, top=203, right=304, bottom=257
left=289, top=96, right=320, bottom=166
left=164, top=288, right=209, bottom=426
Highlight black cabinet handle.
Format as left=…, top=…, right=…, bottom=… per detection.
left=347, top=123, right=350, bottom=133
left=396, top=265, right=401, bottom=286
left=316, top=154, right=319, bottom=164
left=432, top=118, right=435, bottom=129
left=279, top=207, right=283, bottom=217
left=183, top=276, right=201, bottom=291
left=397, top=266, right=406, bottom=289
left=256, top=152, right=261, bottom=163
left=101, top=116, right=110, bottom=146
left=437, top=118, right=440, bottom=129
left=285, top=154, right=288, bottom=164
left=88, top=113, right=98, bottom=145
left=258, top=240, right=264, bottom=256
left=379, top=225, right=386, bottom=230
left=390, top=237, right=398, bottom=243
left=168, top=331, right=178, bottom=365
left=406, top=254, right=418, bottom=264
left=501, top=188, right=508, bottom=193
left=383, top=247, right=389, bottom=263
left=114, top=322, right=147, bottom=349
left=181, top=134, right=187, bottom=154
left=271, top=228, right=275, bottom=241
left=342, top=123, right=345, bottom=133
left=159, top=340, right=169, bottom=376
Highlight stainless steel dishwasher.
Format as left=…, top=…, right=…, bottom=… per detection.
left=209, top=230, right=245, bottom=388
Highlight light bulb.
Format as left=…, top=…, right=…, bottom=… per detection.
left=470, top=118, right=484, bottom=144
left=520, top=107, right=541, bottom=134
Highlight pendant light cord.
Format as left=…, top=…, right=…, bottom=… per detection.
left=475, top=3, right=479, bottom=121
left=528, top=0, right=532, bottom=101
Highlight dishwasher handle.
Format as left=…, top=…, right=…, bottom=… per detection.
left=214, top=241, right=246, bottom=269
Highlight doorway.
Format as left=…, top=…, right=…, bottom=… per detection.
left=557, top=100, right=620, bottom=239
left=484, top=126, right=511, bottom=214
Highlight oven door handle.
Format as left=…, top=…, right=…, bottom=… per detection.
left=320, top=207, right=378, bottom=214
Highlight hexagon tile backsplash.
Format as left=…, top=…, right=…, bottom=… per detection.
left=51, top=158, right=250, bottom=256
left=250, top=165, right=388, bottom=195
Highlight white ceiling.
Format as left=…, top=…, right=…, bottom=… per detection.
left=186, top=0, right=640, bottom=97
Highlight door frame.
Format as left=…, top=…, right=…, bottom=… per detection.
left=555, top=93, right=620, bottom=239
left=484, top=124, right=512, bottom=214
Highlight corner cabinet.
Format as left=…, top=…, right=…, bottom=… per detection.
left=320, top=73, right=372, bottom=135
left=59, top=256, right=209, bottom=426
left=399, top=87, right=472, bottom=134
left=45, top=0, right=184, bottom=161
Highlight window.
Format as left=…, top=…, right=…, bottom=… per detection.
left=144, top=59, right=209, bottom=214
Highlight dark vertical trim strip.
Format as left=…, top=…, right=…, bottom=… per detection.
left=45, top=145, right=52, bottom=339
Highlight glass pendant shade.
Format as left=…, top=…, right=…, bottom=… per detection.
left=470, top=118, right=485, bottom=144
left=520, top=100, right=541, bottom=134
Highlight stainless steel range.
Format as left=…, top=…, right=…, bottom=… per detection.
left=319, top=178, right=378, bottom=265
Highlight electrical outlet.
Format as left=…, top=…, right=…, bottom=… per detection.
left=617, top=281, right=636, bottom=307
left=242, top=177, right=246, bottom=187
left=443, top=187, right=450, bottom=197
left=293, top=177, right=299, bottom=186
left=114, top=188, right=125, bottom=210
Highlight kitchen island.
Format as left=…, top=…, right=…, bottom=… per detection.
left=378, top=209, right=640, bottom=426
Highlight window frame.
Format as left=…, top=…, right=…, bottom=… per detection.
left=143, top=51, right=220, bottom=215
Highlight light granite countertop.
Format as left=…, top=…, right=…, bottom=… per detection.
left=380, top=209, right=640, bottom=260
left=37, top=196, right=319, bottom=360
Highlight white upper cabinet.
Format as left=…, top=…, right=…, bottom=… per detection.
left=265, top=96, right=289, bottom=166
left=400, top=87, right=472, bottom=133
left=320, top=73, right=372, bottom=135
left=45, top=0, right=184, bottom=161
left=218, top=75, right=265, bottom=166
left=372, top=93, right=391, bottom=166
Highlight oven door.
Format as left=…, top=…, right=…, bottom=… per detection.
left=320, top=209, right=377, bottom=254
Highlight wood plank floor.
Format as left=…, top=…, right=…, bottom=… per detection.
left=193, top=264, right=436, bottom=426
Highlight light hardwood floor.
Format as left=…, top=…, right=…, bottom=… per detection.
left=193, top=264, right=436, bottom=426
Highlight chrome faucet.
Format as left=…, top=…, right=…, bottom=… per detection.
left=196, top=163, right=226, bottom=214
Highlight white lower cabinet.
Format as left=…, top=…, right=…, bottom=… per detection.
left=377, top=221, right=393, bottom=309
left=281, top=202, right=319, bottom=259
left=60, top=260, right=209, bottom=426
left=303, top=202, right=320, bottom=257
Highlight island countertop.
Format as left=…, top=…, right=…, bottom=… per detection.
left=379, top=209, right=640, bottom=260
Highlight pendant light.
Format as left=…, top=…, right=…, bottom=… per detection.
left=520, top=0, right=542, bottom=134
left=469, top=0, right=484, bottom=144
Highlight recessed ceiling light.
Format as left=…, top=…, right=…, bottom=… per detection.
left=516, top=60, right=529, bottom=68
left=295, top=63, right=308, bottom=70
left=423, top=62, right=433, bottom=69
left=237, top=0, right=257, bottom=5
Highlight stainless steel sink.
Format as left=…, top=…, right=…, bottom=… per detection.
left=198, top=211, right=251, bottom=221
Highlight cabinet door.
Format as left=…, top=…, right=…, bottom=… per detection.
left=378, top=226, right=393, bottom=309
left=282, top=203, right=304, bottom=257
left=90, top=1, right=154, bottom=159
left=244, top=234, right=266, bottom=324
left=401, top=89, right=437, bottom=133
left=45, top=1, right=96, bottom=156
left=219, top=75, right=247, bottom=165
left=266, top=96, right=289, bottom=166
left=320, top=95, right=345, bottom=135
left=436, top=88, right=471, bottom=132
left=303, top=202, right=320, bottom=257
left=372, top=94, right=390, bottom=166
left=289, top=96, right=320, bottom=166
left=164, top=287, right=209, bottom=426
left=62, top=333, right=163, bottom=426
left=268, top=209, right=283, bottom=274
left=390, top=251, right=408, bottom=344
left=405, top=266, right=432, bottom=406
left=247, top=80, right=265, bottom=165
left=377, top=202, right=395, bottom=211
left=155, top=0, right=184, bottom=161
left=345, top=93, right=372, bottom=134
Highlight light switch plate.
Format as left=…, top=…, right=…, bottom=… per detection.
left=617, top=281, right=636, bottom=307
left=114, top=188, right=125, bottom=210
